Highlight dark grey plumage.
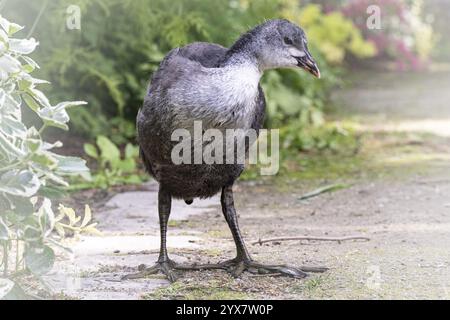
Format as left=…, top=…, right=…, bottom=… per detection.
left=128, top=19, right=322, bottom=281
left=137, top=42, right=265, bottom=200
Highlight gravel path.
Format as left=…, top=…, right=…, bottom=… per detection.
left=46, top=70, right=450, bottom=299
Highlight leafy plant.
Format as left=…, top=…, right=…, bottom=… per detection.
left=54, top=204, right=100, bottom=238
left=3, top=0, right=378, bottom=156
left=0, top=16, right=97, bottom=299
left=80, top=135, right=144, bottom=190
left=3, top=0, right=371, bottom=144
left=280, top=121, right=360, bottom=154
left=262, top=0, right=375, bottom=133
left=281, top=1, right=376, bottom=64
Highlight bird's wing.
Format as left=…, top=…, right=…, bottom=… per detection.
left=146, top=42, right=226, bottom=95
left=252, top=85, right=266, bottom=132
left=177, top=42, right=228, bottom=68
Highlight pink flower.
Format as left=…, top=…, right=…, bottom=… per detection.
left=338, top=0, right=430, bottom=71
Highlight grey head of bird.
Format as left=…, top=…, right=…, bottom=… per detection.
left=224, top=19, right=320, bottom=78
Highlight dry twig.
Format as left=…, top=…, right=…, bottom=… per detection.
left=252, top=235, right=370, bottom=246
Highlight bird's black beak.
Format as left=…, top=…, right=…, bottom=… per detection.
left=296, top=51, right=320, bottom=78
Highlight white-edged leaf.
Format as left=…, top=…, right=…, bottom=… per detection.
left=2, top=93, right=22, bottom=118
left=58, top=205, right=79, bottom=225
left=21, top=93, right=39, bottom=113
left=0, top=131, right=25, bottom=159
left=54, top=101, right=87, bottom=109
left=0, top=16, right=10, bottom=33
left=0, top=114, right=27, bottom=138
left=53, top=154, right=89, bottom=176
left=38, top=198, right=55, bottom=237
left=9, top=38, right=39, bottom=54
left=35, top=168, right=68, bottom=187
left=0, top=170, right=40, bottom=197
left=81, top=205, right=92, bottom=227
left=24, top=245, right=55, bottom=275
left=84, top=223, right=102, bottom=236
left=0, top=54, right=21, bottom=73
left=21, top=56, right=40, bottom=70
left=27, top=88, right=51, bottom=108
left=0, top=29, right=8, bottom=43
left=7, top=22, right=24, bottom=36
left=0, top=15, right=24, bottom=35
left=37, top=106, right=69, bottom=130
left=0, top=216, right=9, bottom=240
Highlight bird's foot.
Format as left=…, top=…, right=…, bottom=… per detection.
left=121, top=259, right=179, bottom=282
left=174, top=258, right=328, bottom=279
left=237, top=260, right=328, bottom=278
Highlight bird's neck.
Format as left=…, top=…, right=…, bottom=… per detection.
left=221, top=34, right=263, bottom=72
left=212, top=61, right=261, bottom=126
left=220, top=50, right=263, bottom=88
left=218, top=55, right=262, bottom=96
left=213, top=43, right=263, bottom=114
left=222, top=51, right=258, bottom=68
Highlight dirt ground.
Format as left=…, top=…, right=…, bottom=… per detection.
left=45, top=69, right=450, bottom=300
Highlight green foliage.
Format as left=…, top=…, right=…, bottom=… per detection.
left=283, top=2, right=375, bottom=64
left=264, top=0, right=374, bottom=131
left=262, top=65, right=337, bottom=128
left=78, top=136, right=144, bottom=190
left=260, top=0, right=375, bottom=135
left=3, top=0, right=374, bottom=152
left=0, top=16, right=97, bottom=298
left=280, top=121, right=360, bottom=153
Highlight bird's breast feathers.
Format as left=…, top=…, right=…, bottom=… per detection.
left=167, top=63, right=261, bottom=129
left=221, top=65, right=261, bottom=106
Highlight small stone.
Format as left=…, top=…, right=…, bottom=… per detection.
left=138, top=264, right=146, bottom=271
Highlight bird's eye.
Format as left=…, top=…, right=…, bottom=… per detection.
left=284, top=37, right=293, bottom=45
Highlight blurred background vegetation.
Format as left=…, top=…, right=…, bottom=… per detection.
left=2, top=0, right=440, bottom=186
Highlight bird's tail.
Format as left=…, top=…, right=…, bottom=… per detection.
left=139, top=146, right=154, bottom=177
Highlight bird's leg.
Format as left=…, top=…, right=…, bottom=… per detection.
left=177, top=185, right=327, bottom=278
left=219, top=185, right=311, bottom=278
left=122, top=186, right=179, bottom=282
left=175, top=185, right=253, bottom=273
left=220, top=184, right=252, bottom=263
